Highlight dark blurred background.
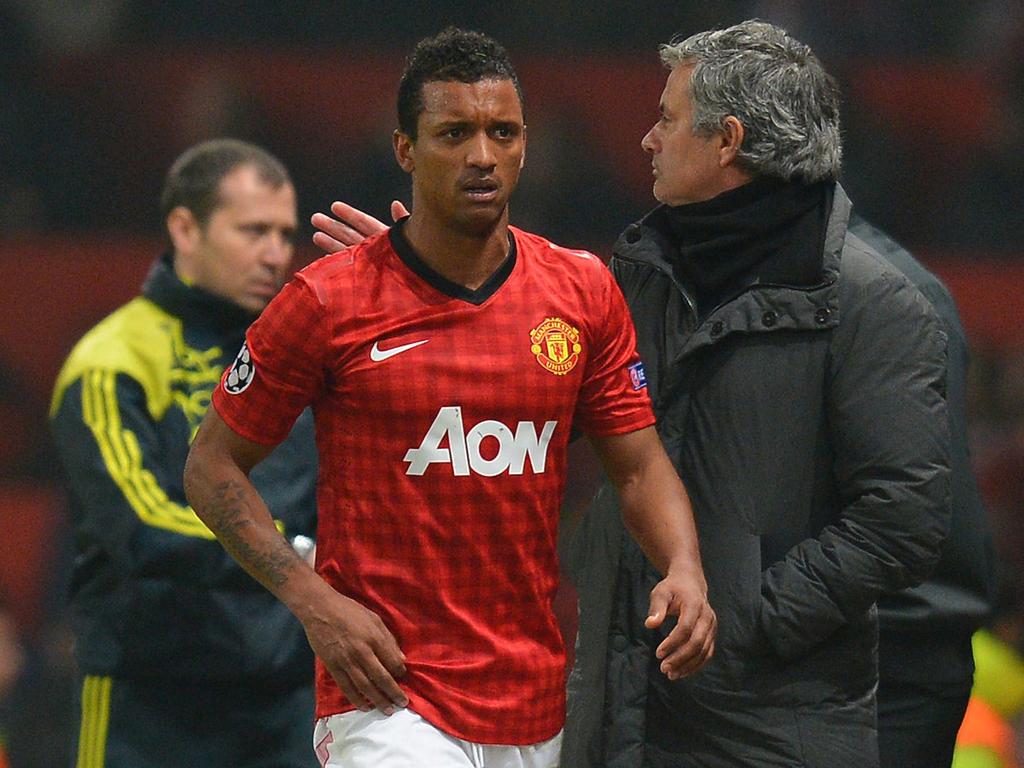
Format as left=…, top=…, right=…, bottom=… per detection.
left=1, top=2, right=1022, bottom=766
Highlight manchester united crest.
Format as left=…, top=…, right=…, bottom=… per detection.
left=530, top=317, right=582, bottom=375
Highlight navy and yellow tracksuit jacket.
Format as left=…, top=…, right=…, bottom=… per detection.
left=50, top=254, right=318, bottom=685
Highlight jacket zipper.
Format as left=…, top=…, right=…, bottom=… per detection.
left=616, top=253, right=700, bottom=328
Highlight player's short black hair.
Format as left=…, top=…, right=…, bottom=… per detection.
left=159, top=138, right=291, bottom=227
left=397, top=27, right=524, bottom=140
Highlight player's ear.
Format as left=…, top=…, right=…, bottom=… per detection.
left=394, top=130, right=415, bottom=174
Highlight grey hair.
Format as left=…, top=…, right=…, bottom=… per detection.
left=659, top=19, right=841, bottom=183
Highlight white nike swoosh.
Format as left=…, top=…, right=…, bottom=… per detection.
left=370, top=339, right=430, bottom=362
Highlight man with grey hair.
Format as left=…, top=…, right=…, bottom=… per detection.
left=564, top=20, right=951, bottom=767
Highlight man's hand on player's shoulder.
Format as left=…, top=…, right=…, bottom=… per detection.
left=310, top=200, right=408, bottom=253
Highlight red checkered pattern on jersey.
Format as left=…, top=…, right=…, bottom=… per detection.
left=213, top=223, right=654, bottom=745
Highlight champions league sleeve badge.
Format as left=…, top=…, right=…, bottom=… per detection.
left=224, top=342, right=256, bottom=394
left=628, top=361, right=647, bottom=390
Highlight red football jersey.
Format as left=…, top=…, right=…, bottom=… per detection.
left=212, top=222, right=654, bottom=745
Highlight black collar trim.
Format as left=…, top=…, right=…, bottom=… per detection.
left=143, top=252, right=257, bottom=335
left=388, top=218, right=516, bottom=306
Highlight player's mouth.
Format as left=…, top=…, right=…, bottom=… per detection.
left=461, top=179, right=500, bottom=203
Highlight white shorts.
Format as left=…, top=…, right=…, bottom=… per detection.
left=313, top=708, right=561, bottom=768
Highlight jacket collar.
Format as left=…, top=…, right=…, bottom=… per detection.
left=142, top=252, right=258, bottom=338
left=614, top=184, right=851, bottom=357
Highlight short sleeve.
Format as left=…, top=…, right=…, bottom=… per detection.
left=212, top=273, right=328, bottom=445
left=573, top=267, right=656, bottom=437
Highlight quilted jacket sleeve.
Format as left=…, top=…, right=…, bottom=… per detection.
left=759, top=247, right=952, bottom=659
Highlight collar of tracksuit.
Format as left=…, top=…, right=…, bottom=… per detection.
left=142, top=252, right=259, bottom=338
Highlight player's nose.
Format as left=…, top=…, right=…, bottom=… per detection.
left=466, top=133, right=498, bottom=170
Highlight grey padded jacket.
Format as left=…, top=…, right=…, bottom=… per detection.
left=564, top=186, right=951, bottom=768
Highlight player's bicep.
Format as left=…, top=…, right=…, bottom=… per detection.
left=588, top=426, right=667, bottom=494
left=191, top=406, right=275, bottom=477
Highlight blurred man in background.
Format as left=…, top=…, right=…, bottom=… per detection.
left=851, top=216, right=996, bottom=768
left=50, top=139, right=319, bottom=768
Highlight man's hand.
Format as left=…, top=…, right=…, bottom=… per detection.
left=310, top=200, right=409, bottom=253
left=303, top=590, right=409, bottom=714
left=645, top=568, right=716, bottom=680
left=590, top=425, right=717, bottom=681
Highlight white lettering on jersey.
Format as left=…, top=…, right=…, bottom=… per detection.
left=404, top=406, right=558, bottom=477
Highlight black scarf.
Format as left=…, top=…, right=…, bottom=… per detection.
left=142, top=252, right=258, bottom=340
left=663, top=177, right=833, bottom=318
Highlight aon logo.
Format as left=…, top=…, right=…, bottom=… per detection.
left=404, top=406, right=558, bottom=477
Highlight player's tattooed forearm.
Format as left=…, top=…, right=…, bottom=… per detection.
left=243, top=538, right=298, bottom=589
left=207, top=479, right=297, bottom=588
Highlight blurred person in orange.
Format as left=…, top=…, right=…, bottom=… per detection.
left=952, top=571, right=1024, bottom=768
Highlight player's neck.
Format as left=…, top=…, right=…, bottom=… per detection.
left=403, top=212, right=511, bottom=291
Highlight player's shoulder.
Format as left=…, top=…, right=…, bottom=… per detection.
left=511, top=226, right=609, bottom=279
left=299, top=230, right=391, bottom=280
left=293, top=230, right=393, bottom=299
